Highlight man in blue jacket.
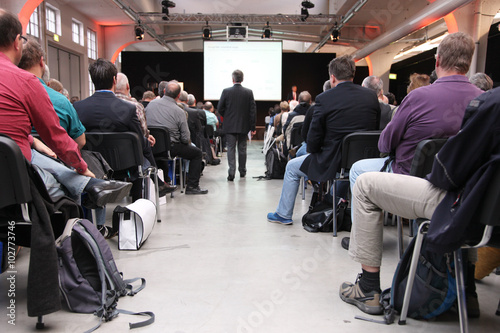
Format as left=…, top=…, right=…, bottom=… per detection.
left=340, top=87, right=499, bottom=315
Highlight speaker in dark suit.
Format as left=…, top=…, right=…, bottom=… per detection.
left=218, top=70, right=256, bottom=180
left=287, top=85, right=298, bottom=102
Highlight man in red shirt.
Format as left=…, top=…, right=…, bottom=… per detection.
left=0, top=9, right=130, bottom=207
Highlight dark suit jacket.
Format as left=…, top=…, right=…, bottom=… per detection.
left=74, top=91, right=154, bottom=166
left=218, top=83, right=256, bottom=134
left=300, top=82, right=380, bottom=182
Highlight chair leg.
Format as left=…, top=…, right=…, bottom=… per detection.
left=179, top=159, right=184, bottom=193
left=332, top=179, right=338, bottom=237
left=397, top=216, right=404, bottom=258
left=91, top=209, right=97, bottom=225
left=454, top=248, right=469, bottom=333
left=301, top=177, right=306, bottom=201
left=399, top=221, right=429, bottom=325
left=151, top=168, right=161, bottom=223
left=36, top=316, right=44, bottom=329
left=496, top=298, right=500, bottom=316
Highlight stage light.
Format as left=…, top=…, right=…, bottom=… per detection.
left=135, top=25, right=144, bottom=40
left=301, top=1, right=315, bottom=9
left=202, top=22, right=212, bottom=40
left=262, top=22, right=272, bottom=39
left=161, top=0, right=175, bottom=20
left=331, top=29, right=339, bottom=42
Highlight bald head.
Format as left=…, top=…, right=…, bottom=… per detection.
left=204, top=101, right=213, bottom=111
left=115, top=73, right=129, bottom=94
left=164, top=80, right=181, bottom=99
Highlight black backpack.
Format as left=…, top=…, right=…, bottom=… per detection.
left=376, top=235, right=457, bottom=324
left=56, top=218, right=154, bottom=332
left=265, top=146, right=287, bottom=179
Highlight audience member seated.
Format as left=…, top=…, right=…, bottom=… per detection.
left=339, top=86, right=500, bottom=316
left=267, top=55, right=380, bottom=225
left=273, top=101, right=289, bottom=137
left=361, top=75, right=391, bottom=130
left=178, top=90, right=203, bottom=148
left=146, top=80, right=208, bottom=195
left=115, top=72, right=176, bottom=194
left=74, top=59, right=168, bottom=199
left=47, top=77, right=63, bottom=93
left=0, top=10, right=131, bottom=215
left=469, top=72, right=493, bottom=91
left=283, top=91, right=311, bottom=135
left=407, top=73, right=431, bottom=93
left=141, top=90, right=156, bottom=108
left=349, top=32, right=482, bottom=195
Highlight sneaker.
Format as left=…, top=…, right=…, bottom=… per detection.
left=267, top=212, right=293, bottom=225
left=339, top=274, right=383, bottom=315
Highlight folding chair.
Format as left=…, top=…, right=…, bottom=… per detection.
left=399, top=169, right=500, bottom=333
left=396, top=138, right=448, bottom=257
left=148, top=126, right=185, bottom=196
left=84, top=132, right=161, bottom=222
left=332, top=131, right=381, bottom=236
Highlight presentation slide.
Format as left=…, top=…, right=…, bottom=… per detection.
left=203, top=41, right=282, bottom=101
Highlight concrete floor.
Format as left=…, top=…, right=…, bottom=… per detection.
left=1, top=141, right=499, bottom=333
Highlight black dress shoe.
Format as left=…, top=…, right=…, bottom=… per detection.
left=210, top=158, right=221, bottom=165
left=341, top=237, right=350, bottom=250
left=158, top=183, right=177, bottom=197
left=227, top=175, right=235, bottom=181
left=185, top=186, right=208, bottom=195
left=240, top=172, right=246, bottom=178
left=84, top=180, right=132, bottom=208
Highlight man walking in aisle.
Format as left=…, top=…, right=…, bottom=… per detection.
left=218, top=69, right=256, bottom=181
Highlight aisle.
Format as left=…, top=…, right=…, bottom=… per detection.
left=1, top=141, right=499, bottom=333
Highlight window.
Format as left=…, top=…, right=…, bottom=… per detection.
left=72, top=19, right=84, bottom=45
left=87, top=29, right=97, bottom=60
left=27, top=7, right=39, bottom=38
left=45, top=4, right=61, bottom=35
left=89, top=72, right=95, bottom=95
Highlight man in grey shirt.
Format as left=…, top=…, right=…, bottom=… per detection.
left=146, top=80, right=208, bottom=195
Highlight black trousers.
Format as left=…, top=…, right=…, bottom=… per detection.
left=170, top=142, right=203, bottom=188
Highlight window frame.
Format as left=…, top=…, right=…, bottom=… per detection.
left=87, top=29, right=97, bottom=60
left=72, top=19, right=84, bottom=46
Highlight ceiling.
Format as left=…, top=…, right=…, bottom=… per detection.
left=64, top=0, right=495, bottom=63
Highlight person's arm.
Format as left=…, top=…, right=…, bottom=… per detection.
left=26, top=77, right=88, bottom=174
left=306, top=99, right=326, bottom=153
left=31, top=136, right=56, bottom=158
left=178, top=111, right=191, bottom=145
left=378, top=94, right=414, bottom=154
left=74, top=133, right=86, bottom=150
left=218, top=90, right=227, bottom=117
left=301, top=105, right=314, bottom=141
left=249, top=90, right=256, bottom=132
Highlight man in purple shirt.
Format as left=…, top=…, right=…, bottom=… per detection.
left=339, top=32, right=482, bottom=315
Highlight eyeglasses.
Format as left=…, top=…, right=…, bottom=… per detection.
left=20, top=35, right=28, bottom=44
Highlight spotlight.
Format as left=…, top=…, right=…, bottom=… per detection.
left=330, top=29, right=340, bottom=42
left=202, top=22, right=212, bottom=40
left=262, top=22, right=272, bottom=39
left=161, top=0, right=175, bottom=20
left=301, top=1, right=315, bottom=9
left=301, top=8, right=309, bottom=22
left=135, top=25, right=144, bottom=40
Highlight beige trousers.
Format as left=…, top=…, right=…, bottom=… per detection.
left=348, top=172, right=447, bottom=267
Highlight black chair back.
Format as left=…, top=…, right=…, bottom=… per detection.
left=148, top=126, right=172, bottom=160
left=0, top=134, right=31, bottom=209
left=290, top=124, right=304, bottom=147
left=205, top=125, right=215, bottom=138
left=84, top=132, right=143, bottom=173
left=340, top=131, right=381, bottom=170
left=409, top=138, right=448, bottom=178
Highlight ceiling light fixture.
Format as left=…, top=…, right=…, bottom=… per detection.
left=161, top=0, right=176, bottom=21
left=330, top=25, right=340, bottom=42
left=262, top=22, right=272, bottom=39
left=202, top=21, right=212, bottom=40
left=135, top=22, right=144, bottom=40
left=300, top=1, right=314, bottom=22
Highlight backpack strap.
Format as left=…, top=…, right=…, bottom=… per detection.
left=117, top=309, right=155, bottom=329
left=123, top=277, right=146, bottom=296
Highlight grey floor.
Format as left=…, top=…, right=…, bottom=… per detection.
left=1, top=141, right=499, bottom=333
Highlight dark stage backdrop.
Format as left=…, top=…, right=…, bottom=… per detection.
left=122, top=51, right=369, bottom=126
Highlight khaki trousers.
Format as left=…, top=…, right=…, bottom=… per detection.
left=349, top=172, right=447, bottom=267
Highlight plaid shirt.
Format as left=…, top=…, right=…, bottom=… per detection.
left=115, top=93, right=149, bottom=137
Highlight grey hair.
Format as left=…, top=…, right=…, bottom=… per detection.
left=362, top=76, right=383, bottom=97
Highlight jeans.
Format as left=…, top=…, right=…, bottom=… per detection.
left=31, top=150, right=89, bottom=201
left=349, top=157, right=392, bottom=193
left=349, top=172, right=446, bottom=267
left=296, top=142, right=308, bottom=158
left=226, top=133, right=248, bottom=176
left=31, top=150, right=107, bottom=226
left=275, top=154, right=309, bottom=220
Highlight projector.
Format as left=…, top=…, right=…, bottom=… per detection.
left=301, top=1, right=315, bottom=9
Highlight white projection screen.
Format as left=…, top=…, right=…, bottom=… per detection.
left=203, top=41, right=282, bottom=101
